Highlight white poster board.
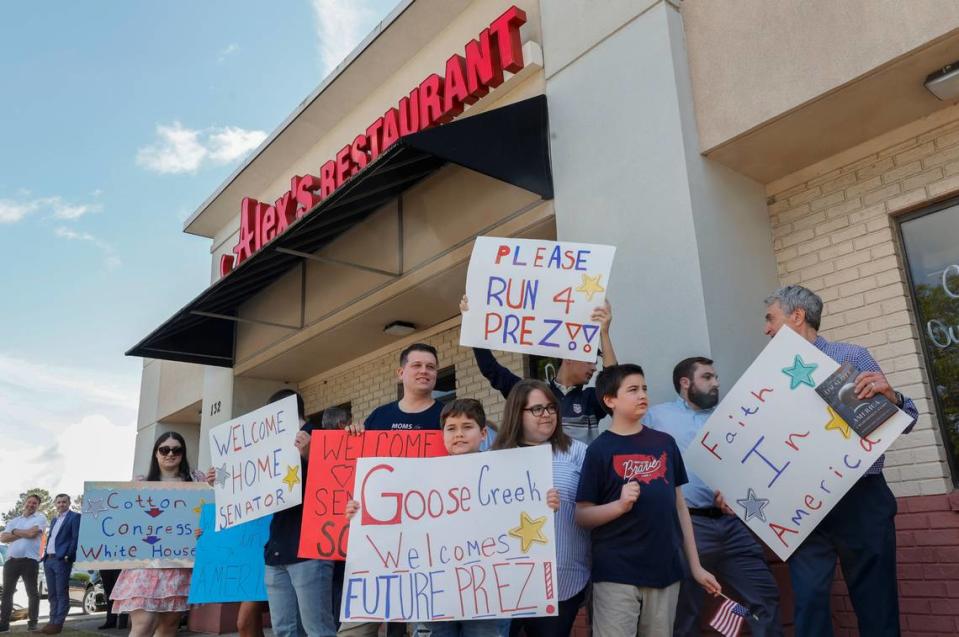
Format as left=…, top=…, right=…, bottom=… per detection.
left=341, top=446, right=559, bottom=622
left=683, top=327, right=913, bottom=560
left=209, top=395, right=302, bottom=530
left=460, top=237, right=616, bottom=362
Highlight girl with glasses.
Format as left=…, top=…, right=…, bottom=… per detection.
left=491, top=380, right=591, bottom=637
left=110, top=432, right=194, bottom=637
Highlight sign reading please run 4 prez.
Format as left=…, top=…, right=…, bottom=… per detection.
left=460, top=237, right=616, bottom=363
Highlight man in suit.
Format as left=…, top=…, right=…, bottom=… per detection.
left=38, top=494, right=81, bottom=635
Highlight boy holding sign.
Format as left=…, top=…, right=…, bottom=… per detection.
left=460, top=296, right=618, bottom=444
left=575, top=365, right=720, bottom=637
left=343, top=399, right=560, bottom=637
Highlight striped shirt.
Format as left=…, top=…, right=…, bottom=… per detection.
left=813, top=335, right=918, bottom=475
left=552, top=439, right=591, bottom=600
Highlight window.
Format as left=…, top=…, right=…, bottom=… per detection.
left=526, top=355, right=561, bottom=383
left=397, top=366, right=456, bottom=404
left=898, top=199, right=959, bottom=485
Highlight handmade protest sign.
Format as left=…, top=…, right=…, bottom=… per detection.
left=683, top=327, right=914, bottom=560
left=340, top=446, right=558, bottom=623
left=298, top=430, right=446, bottom=560
left=75, top=481, right=210, bottom=568
left=209, top=395, right=302, bottom=530
left=188, top=504, right=269, bottom=604
left=460, top=237, right=616, bottom=362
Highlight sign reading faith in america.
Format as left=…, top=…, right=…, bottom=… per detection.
left=683, top=327, right=913, bottom=560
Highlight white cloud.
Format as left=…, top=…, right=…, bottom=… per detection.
left=310, top=0, right=376, bottom=73
left=136, top=121, right=208, bottom=174
left=54, top=225, right=121, bottom=268
left=0, top=195, right=99, bottom=224
left=217, top=43, right=239, bottom=63
left=0, top=354, right=140, bottom=508
left=136, top=121, right=266, bottom=174
left=0, top=416, right=137, bottom=508
left=208, top=126, right=268, bottom=163
left=0, top=199, right=39, bottom=223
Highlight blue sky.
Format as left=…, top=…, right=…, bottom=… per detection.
left=0, top=0, right=395, bottom=507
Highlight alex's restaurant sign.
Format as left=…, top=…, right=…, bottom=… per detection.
left=221, top=6, right=528, bottom=277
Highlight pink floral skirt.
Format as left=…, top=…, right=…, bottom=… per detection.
left=111, top=568, right=192, bottom=613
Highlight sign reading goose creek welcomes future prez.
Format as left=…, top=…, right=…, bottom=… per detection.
left=221, top=5, right=529, bottom=277
left=340, top=446, right=558, bottom=623
left=209, top=395, right=303, bottom=530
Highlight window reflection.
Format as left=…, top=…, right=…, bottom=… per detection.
left=900, top=203, right=959, bottom=485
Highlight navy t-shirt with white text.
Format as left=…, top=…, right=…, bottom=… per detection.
left=364, top=400, right=443, bottom=431
left=576, top=427, right=688, bottom=588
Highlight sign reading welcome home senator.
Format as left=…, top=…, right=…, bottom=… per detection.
left=209, top=395, right=302, bottom=530
left=683, top=327, right=913, bottom=560
left=460, top=237, right=615, bottom=362
left=341, top=446, right=559, bottom=622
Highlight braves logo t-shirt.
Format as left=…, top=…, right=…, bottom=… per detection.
left=576, top=427, right=688, bottom=587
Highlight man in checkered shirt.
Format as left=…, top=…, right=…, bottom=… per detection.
left=763, top=285, right=918, bottom=637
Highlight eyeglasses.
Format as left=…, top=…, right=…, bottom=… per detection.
left=157, top=446, right=183, bottom=456
left=523, top=404, right=558, bottom=417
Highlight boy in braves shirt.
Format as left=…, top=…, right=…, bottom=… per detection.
left=575, top=364, right=720, bottom=636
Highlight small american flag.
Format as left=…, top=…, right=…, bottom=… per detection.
left=709, top=598, right=750, bottom=637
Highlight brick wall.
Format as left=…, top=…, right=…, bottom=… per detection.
left=766, top=120, right=959, bottom=498
left=298, top=324, right=525, bottom=427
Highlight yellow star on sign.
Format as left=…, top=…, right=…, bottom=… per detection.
left=508, top=512, right=548, bottom=553
left=282, top=465, right=301, bottom=491
left=823, top=406, right=851, bottom=439
left=575, top=274, right=605, bottom=302
left=193, top=498, right=207, bottom=516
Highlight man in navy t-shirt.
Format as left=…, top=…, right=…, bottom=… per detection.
left=339, top=343, right=442, bottom=637
left=352, top=343, right=444, bottom=433
left=576, top=364, right=721, bottom=637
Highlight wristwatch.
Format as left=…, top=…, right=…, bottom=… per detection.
left=894, top=391, right=905, bottom=407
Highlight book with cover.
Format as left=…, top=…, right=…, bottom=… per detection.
left=815, top=362, right=899, bottom=438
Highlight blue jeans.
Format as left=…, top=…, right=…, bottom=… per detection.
left=43, top=558, right=72, bottom=625
left=421, top=619, right=502, bottom=637
left=674, top=515, right=782, bottom=636
left=788, top=474, right=899, bottom=637
left=265, top=560, right=336, bottom=637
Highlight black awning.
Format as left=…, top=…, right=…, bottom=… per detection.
left=127, top=95, right=553, bottom=367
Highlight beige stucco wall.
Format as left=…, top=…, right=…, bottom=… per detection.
left=682, top=0, right=959, bottom=152
left=766, top=107, right=959, bottom=497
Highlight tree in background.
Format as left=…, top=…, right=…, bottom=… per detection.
left=2, top=488, right=55, bottom=523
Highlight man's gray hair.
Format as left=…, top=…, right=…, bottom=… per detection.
left=321, top=406, right=351, bottom=430
left=765, top=285, right=823, bottom=330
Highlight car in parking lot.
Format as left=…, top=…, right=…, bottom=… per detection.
left=39, top=569, right=107, bottom=614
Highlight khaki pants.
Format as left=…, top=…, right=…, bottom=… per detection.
left=592, top=581, right=680, bottom=637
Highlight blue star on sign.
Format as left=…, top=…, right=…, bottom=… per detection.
left=782, top=354, right=817, bottom=390
left=736, top=488, right=770, bottom=522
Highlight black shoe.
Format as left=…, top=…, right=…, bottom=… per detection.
left=28, top=622, right=38, bottom=631
left=0, top=625, right=10, bottom=633
left=117, top=616, right=129, bottom=630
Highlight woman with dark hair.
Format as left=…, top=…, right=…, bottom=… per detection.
left=110, top=432, right=194, bottom=637
left=492, top=380, right=590, bottom=637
